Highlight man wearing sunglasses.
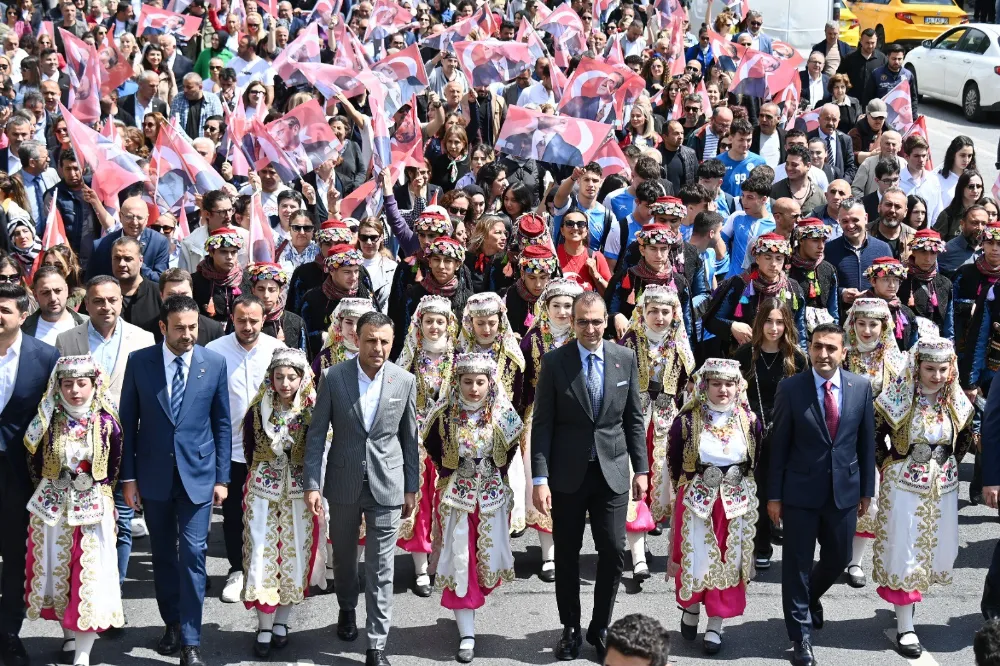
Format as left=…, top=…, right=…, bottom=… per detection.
left=87, top=196, right=170, bottom=282
left=732, top=9, right=773, bottom=54
left=179, top=190, right=250, bottom=273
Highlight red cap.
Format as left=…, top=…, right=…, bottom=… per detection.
left=517, top=213, right=546, bottom=238
left=520, top=244, right=555, bottom=260
left=914, top=229, right=942, bottom=241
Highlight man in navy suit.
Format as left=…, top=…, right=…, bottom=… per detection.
left=87, top=197, right=170, bottom=281
left=120, top=295, right=231, bottom=666
left=0, top=283, right=59, bottom=666
left=769, top=323, right=875, bottom=666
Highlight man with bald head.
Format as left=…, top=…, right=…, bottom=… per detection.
left=851, top=130, right=905, bottom=197
left=808, top=103, right=856, bottom=182
left=86, top=196, right=170, bottom=281
left=686, top=106, right=733, bottom=162
left=813, top=179, right=851, bottom=237
left=751, top=102, right=786, bottom=168
left=39, top=80, right=61, bottom=117
left=118, top=70, right=169, bottom=126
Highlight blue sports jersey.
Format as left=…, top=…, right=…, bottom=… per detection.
left=718, top=152, right=767, bottom=198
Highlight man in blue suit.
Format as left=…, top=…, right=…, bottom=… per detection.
left=86, top=197, right=170, bottom=282
left=733, top=10, right=774, bottom=54
left=120, top=295, right=231, bottom=666
left=0, top=283, right=59, bottom=666
left=769, top=322, right=875, bottom=666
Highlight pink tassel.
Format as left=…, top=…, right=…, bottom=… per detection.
left=524, top=312, right=535, bottom=329
left=735, top=303, right=743, bottom=318
left=930, top=290, right=938, bottom=307
left=895, top=312, right=905, bottom=338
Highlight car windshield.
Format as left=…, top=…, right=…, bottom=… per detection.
left=900, top=0, right=955, bottom=4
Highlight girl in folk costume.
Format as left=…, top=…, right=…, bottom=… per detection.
left=706, top=233, right=807, bottom=355
left=666, top=358, right=761, bottom=655
left=617, top=283, right=696, bottom=582
left=249, top=262, right=307, bottom=350
left=872, top=338, right=974, bottom=658
left=509, top=277, right=583, bottom=583
left=311, top=298, right=377, bottom=375
left=241, top=348, right=325, bottom=659
left=193, top=226, right=252, bottom=331
left=423, top=352, right=524, bottom=663
left=898, top=230, right=954, bottom=339
left=504, top=243, right=558, bottom=338
left=24, top=355, right=124, bottom=666
left=457, top=292, right=526, bottom=400
left=396, top=295, right=459, bottom=598
left=861, top=257, right=919, bottom=351
left=842, top=297, right=908, bottom=588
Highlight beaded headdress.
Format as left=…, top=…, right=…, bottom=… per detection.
left=649, top=196, right=687, bottom=219
left=454, top=352, right=497, bottom=375
left=458, top=291, right=525, bottom=370
left=864, top=256, right=908, bottom=281
left=794, top=217, right=832, bottom=240
left=204, top=226, right=244, bottom=252
left=324, top=243, right=364, bottom=271
left=54, top=354, right=98, bottom=379
left=750, top=232, right=791, bottom=257
left=398, top=295, right=459, bottom=370
left=317, top=219, right=354, bottom=245
left=425, top=236, right=466, bottom=262
left=876, top=336, right=972, bottom=430
left=516, top=213, right=547, bottom=244
left=519, top=244, right=558, bottom=275
left=248, top=262, right=289, bottom=285
left=984, top=222, right=1000, bottom=242
left=414, top=206, right=454, bottom=235
left=538, top=277, right=583, bottom=303
left=626, top=284, right=695, bottom=384
left=637, top=223, right=679, bottom=246
left=911, top=229, right=946, bottom=254
left=267, top=347, right=310, bottom=375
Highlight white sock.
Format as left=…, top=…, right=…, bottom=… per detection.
left=895, top=604, right=918, bottom=644
left=627, top=532, right=647, bottom=565
left=274, top=605, right=292, bottom=636
left=682, top=603, right=701, bottom=626
left=455, top=608, right=476, bottom=644
left=539, top=531, right=555, bottom=562
left=257, top=609, right=275, bottom=642
left=412, top=552, right=429, bottom=576
left=705, top=617, right=723, bottom=643
left=850, top=536, right=869, bottom=568
left=326, top=542, right=334, bottom=572
left=73, top=631, right=97, bottom=666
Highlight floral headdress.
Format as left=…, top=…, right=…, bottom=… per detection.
left=25, top=355, right=119, bottom=482
left=317, top=219, right=354, bottom=245
left=983, top=222, right=1000, bottom=242
left=684, top=357, right=751, bottom=415
left=864, top=256, right=908, bottom=281
left=528, top=277, right=582, bottom=339
left=425, top=236, right=466, bottom=262
left=516, top=213, right=548, bottom=246
left=626, top=283, right=695, bottom=379
left=637, top=223, right=679, bottom=246
left=844, top=297, right=895, bottom=349
left=323, top=243, right=364, bottom=271
left=248, top=262, right=289, bottom=285
left=519, top=244, right=558, bottom=275
left=398, top=295, right=459, bottom=370
left=321, top=297, right=375, bottom=351
left=249, top=347, right=316, bottom=461
left=876, top=337, right=972, bottom=430
left=454, top=352, right=498, bottom=376
left=793, top=218, right=832, bottom=241
left=414, top=206, right=454, bottom=235
left=649, top=196, right=687, bottom=219
left=204, top=226, right=244, bottom=252
left=911, top=229, right=946, bottom=254
left=458, top=291, right=525, bottom=370
left=750, top=232, right=791, bottom=257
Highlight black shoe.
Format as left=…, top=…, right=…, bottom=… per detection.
left=538, top=563, right=555, bottom=583
left=984, top=579, right=1000, bottom=619
left=366, top=648, right=391, bottom=666
left=810, top=600, right=824, bottom=630
left=456, top=638, right=475, bottom=663
left=896, top=632, right=922, bottom=658
left=414, top=580, right=432, bottom=597
left=648, top=525, right=663, bottom=536
left=971, top=493, right=983, bottom=506
left=586, top=627, right=607, bottom=661
left=792, top=639, right=815, bottom=666
left=337, top=610, right=359, bottom=642
left=771, top=522, right=784, bottom=545
left=703, top=630, right=722, bottom=655
left=680, top=608, right=699, bottom=641
left=0, top=634, right=28, bottom=666
left=157, top=624, right=181, bottom=655
left=510, top=528, right=527, bottom=539
left=180, top=646, right=206, bottom=666
left=555, top=626, right=581, bottom=661
left=755, top=556, right=771, bottom=570
left=846, top=565, right=866, bottom=588
left=253, top=631, right=272, bottom=659
left=271, top=624, right=289, bottom=649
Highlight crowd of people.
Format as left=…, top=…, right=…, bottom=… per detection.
left=0, top=0, right=998, bottom=665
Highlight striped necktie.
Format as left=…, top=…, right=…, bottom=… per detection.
left=171, top=357, right=185, bottom=421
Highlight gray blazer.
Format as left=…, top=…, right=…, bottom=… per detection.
left=531, top=341, right=647, bottom=496
left=55, top=319, right=155, bottom=407
left=304, top=359, right=418, bottom=507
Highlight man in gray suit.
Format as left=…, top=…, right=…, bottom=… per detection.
left=304, top=311, right=418, bottom=666
left=531, top=291, right=648, bottom=662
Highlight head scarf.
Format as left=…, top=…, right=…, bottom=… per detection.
left=249, top=348, right=316, bottom=459
left=458, top=292, right=525, bottom=371
left=530, top=277, right=583, bottom=340
left=875, top=337, right=973, bottom=431
left=6, top=206, right=39, bottom=277
left=321, top=297, right=375, bottom=353
left=399, top=294, right=459, bottom=369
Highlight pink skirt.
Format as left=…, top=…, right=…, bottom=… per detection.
left=397, top=456, right=437, bottom=553
left=441, top=509, right=503, bottom=611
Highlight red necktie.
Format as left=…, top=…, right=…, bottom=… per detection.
left=824, top=380, right=839, bottom=441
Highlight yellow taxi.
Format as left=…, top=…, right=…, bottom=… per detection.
left=840, top=5, right=861, bottom=47
left=846, top=0, right=969, bottom=48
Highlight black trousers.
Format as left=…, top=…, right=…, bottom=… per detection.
left=221, top=461, right=248, bottom=573
left=0, top=455, right=29, bottom=634
left=551, top=461, right=628, bottom=633
left=781, top=498, right=857, bottom=642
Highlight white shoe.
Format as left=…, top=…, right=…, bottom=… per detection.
left=130, top=517, right=148, bottom=538
left=220, top=571, right=244, bottom=603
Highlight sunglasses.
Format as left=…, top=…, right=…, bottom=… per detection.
left=0, top=274, right=18, bottom=283
left=290, top=224, right=314, bottom=232
left=750, top=20, right=762, bottom=26
left=359, top=234, right=380, bottom=243
left=209, top=65, right=222, bottom=70
left=448, top=206, right=468, bottom=215
left=150, top=224, right=175, bottom=233
left=562, top=220, right=587, bottom=229
left=684, top=106, right=700, bottom=113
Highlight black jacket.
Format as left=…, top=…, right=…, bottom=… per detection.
left=807, top=129, right=857, bottom=182
left=839, top=48, right=888, bottom=106
left=750, top=127, right=787, bottom=164
left=117, top=94, right=168, bottom=123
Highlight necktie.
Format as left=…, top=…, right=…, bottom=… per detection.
left=824, top=380, right=839, bottom=441
left=825, top=134, right=834, bottom=166
left=587, top=353, right=602, bottom=460
left=171, top=357, right=185, bottom=421
left=31, top=179, right=43, bottom=225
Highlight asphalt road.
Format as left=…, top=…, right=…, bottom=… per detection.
left=919, top=96, right=998, bottom=191
left=14, top=452, right=998, bottom=666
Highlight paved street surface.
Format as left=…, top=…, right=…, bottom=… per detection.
left=15, top=456, right=996, bottom=666
left=920, top=99, right=998, bottom=191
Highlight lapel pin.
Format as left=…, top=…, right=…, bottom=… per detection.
left=615, top=363, right=620, bottom=368
left=387, top=376, right=394, bottom=384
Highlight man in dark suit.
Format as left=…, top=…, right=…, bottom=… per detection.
left=160, top=34, right=194, bottom=83
left=531, top=291, right=648, bottom=662
left=120, top=295, right=232, bottom=666
left=809, top=104, right=857, bottom=182
left=86, top=196, right=170, bottom=281
left=769, top=323, right=875, bottom=666
left=799, top=67, right=830, bottom=111
left=0, top=283, right=59, bottom=666
left=750, top=103, right=787, bottom=167
left=154, top=269, right=226, bottom=346
left=811, top=22, right=854, bottom=75
left=118, top=71, right=169, bottom=125
left=104, top=2, right=138, bottom=36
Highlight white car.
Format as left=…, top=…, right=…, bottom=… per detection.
left=903, top=23, right=1000, bottom=121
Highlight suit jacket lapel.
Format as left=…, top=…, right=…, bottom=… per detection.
left=596, top=341, right=614, bottom=422
left=150, top=349, right=173, bottom=424
left=369, top=365, right=398, bottom=434
left=339, top=362, right=366, bottom=431
left=563, top=345, right=594, bottom=421
left=808, top=374, right=833, bottom=446
left=177, top=346, right=207, bottom=421
left=110, top=324, right=131, bottom=388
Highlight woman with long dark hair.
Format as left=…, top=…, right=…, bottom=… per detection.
left=905, top=194, right=928, bottom=231
left=500, top=181, right=532, bottom=224
left=933, top=169, right=984, bottom=240
left=733, top=298, right=807, bottom=570
left=476, top=162, right=508, bottom=215
left=937, top=135, right=976, bottom=210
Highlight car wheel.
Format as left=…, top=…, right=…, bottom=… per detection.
left=964, top=82, right=982, bottom=121
left=875, top=25, right=886, bottom=51
left=905, top=65, right=922, bottom=102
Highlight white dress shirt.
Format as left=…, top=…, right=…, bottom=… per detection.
left=357, top=359, right=386, bottom=432
left=900, top=167, right=943, bottom=228
left=516, top=81, right=555, bottom=108
left=207, top=332, right=286, bottom=464
left=0, top=332, right=22, bottom=418
left=758, top=131, right=781, bottom=168
left=162, top=344, right=194, bottom=402
left=812, top=368, right=843, bottom=419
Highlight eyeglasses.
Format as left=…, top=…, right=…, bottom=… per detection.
left=359, top=234, right=380, bottom=243
left=0, top=274, right=18, bottom=283
left=562, top=220, right=587, bottom=229
left=448, top=205, right=468, bottom=215
left=575, top=318, right=604, bottom=329
left=248, top=89, right=264, bottom=96
left=121, top=213, right=146, bottom=223
left=750, top=20, right=762, bottom=26
left=879, top=177, right=900, bottom=185
left=150, top=224, right=175, bottom=233
left=290, top=224, right=314, bottom=232
left=211, top=207, right=234, bottom=217
left=685, top=66, right=699, bottom=72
